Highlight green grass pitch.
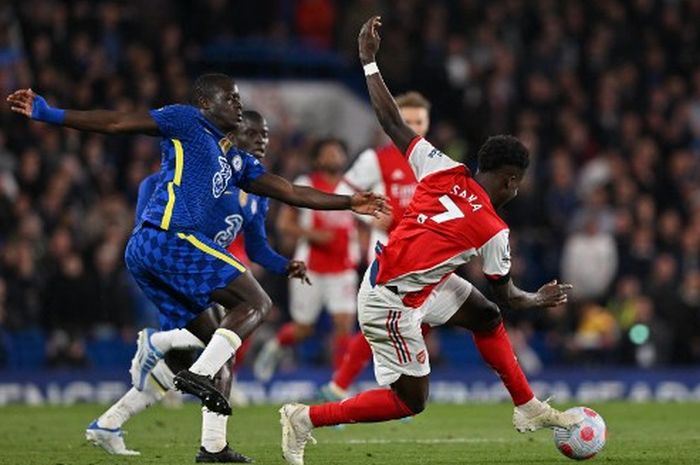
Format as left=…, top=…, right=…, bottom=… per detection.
left=1, top=402, right=698, bottom=464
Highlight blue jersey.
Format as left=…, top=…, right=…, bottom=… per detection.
left=136, top=173, right=288, bottom=275
left=140, top=104, right=265, bottom=232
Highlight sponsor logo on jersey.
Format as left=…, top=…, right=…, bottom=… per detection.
left=428, top=148, right=442, bottom=158
left=212, top=156, right=233, bottom=198
left=214, top=214, right=244, bottom=247
left=391, top=169, right=405, bottom=180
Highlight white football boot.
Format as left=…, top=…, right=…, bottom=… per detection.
left=280, top=403, right=316, bottom=465
left=129, top=328, right=164, bottom=390
left=85, top=420, right=140, bottom=455
left=513, top=397, right=584, bottom=433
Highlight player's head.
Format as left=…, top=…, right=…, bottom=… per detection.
left=310, top=137, right=348, bottom=176
left=396, top=91, right=431, bottom=137
left=192, top=73, right=243, bottom=133
left=234, top=110, right=269, bottom=159
left=476, top=135, right=529, bottom=208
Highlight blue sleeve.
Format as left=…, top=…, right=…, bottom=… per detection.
left=148, top=104, right=198, bottom=138
left=240, top=151, right=266, bottom=186
left=242, top=199, right=289, bottom=275
left=135, top=174, right=159, bottom=222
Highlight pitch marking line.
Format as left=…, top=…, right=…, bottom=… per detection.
left=326, top=438, right=508, bottom=445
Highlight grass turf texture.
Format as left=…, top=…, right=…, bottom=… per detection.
left=0, top=402, right=698, bottom=464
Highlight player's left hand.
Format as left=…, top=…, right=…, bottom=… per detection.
left=534, top=279, right=573, bottom=307
left=7, top=88, right=38, bottom=118
left=358, top=16, right=382, bottom=64
left=287, top=260, right=311, bottom=285
left=350, top=191, right=392, bottom=218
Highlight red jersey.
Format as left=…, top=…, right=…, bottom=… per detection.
left=294, top=172, right=358, bottom=273
left=376, top=137, right=512, bottom=308
left=340, top=143, right=417, bottom=233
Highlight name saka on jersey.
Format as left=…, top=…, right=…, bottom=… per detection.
left=375, top=136, right=511, bottom=308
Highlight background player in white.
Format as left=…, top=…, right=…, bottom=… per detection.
left=278, top=17, right=583, bottom=465
left=254, top=138, right=359, bottom=381
left=320, top=92, right=429, bottom=400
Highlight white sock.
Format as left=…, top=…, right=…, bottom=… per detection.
left=97, top=387, right=161, bottom=429
left=201, top=407, right=228, bottom=452
left=151, top=329, right=205, bottom=353
left=189, top=328, right=242, bottom=377
left=516, top=397, right=542, bottom=415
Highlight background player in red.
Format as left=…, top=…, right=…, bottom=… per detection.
left=278, top=17, right=582, bottom=465
left=253, top=138, right=359, bottom=381
left=321, top=92, right=430, bottom=400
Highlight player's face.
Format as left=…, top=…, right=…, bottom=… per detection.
left=315, top=143, right=347, bottom=175
left=400, top=106, right=430, bottom=137
left=236, top=118, right=269, bottom=159
left=502, top=171, right=524, bottom=206
left=208, top=82, right=243, bottom=132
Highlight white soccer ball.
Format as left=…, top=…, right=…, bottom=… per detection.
left=553, top=406, right=607, bottom=460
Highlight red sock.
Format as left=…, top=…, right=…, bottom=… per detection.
left=332, top=332, right=373, bottom=390
left=276, top=322, right=297, bottom=347
left=332, top=333, right=352, bottom=369
left=472, top=322, right=534, bottom=406
left=309, top=389, right=414, bottom=426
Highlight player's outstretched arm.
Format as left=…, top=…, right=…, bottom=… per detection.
left=359, top=16, right=417, bottom=154
left=490, top=278, right=572, bottom=310
left=7, top=89, right=159, bottom=135
left=247, top=173, right=390, bottom=218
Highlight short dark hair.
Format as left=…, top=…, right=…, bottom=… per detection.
left=192, top=73, right=233, bottom=105
left=310, top=137, right=348, bottom=160
left=241, top=110, right=264, bottom=125
left=477, top=135, right=530, bottom=173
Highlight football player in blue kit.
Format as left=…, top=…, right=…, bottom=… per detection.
left=7, top=75, right=388, bottom=415
left=85, top=110, right=301, bottom=462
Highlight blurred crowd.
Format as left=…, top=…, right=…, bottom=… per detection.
left=0, top=0, right=699, bottom=370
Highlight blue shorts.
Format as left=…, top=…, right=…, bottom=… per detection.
left=125, top=223, right=246, bottom=330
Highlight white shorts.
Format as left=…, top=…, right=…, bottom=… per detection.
left=358, top=268, right=473, bottom=386
left=289, top=270, right=358, bottom=325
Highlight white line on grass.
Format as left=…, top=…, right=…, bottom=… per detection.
left=325, top=438, right=507, bottom=445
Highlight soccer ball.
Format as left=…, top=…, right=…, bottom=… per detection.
left=553, top=407, right=607, bottom=460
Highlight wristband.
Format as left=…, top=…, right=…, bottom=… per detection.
left=31, top=95, right=66, bottom=125
left=363, top=62, right=379, bottom=76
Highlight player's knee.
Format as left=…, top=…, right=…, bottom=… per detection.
left=401, top=392, right=427, bottom=415
left=475, top=300, right=502, bottom=333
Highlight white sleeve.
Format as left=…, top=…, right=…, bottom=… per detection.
left=406, top=137, right=461, bottom=181
left=294, top=175, right=311, bottom=187
left=478, top=229, right=511, bottom=281
left=337, top=148, right=381, bottom=193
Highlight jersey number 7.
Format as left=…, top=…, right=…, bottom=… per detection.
left=418, top=195, right=465, bottom=224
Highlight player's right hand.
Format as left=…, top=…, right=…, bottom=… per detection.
left=7, top=88, right=39, bottom=118
left=535, top=279, right=573, bottom=307
left=358, top=16, right=382, bottom=63
left=287, top=260, right=311, bottom=285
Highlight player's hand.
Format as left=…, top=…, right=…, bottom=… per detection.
left=287, top=260, right=311, bottom=285
left=372, top=211, right=393, bottom=231
left=7, top=88, right=38, bottom=118
left=350, top=191, right=392, bottom=218
left=358, top=16, right=382, bottom=64
left=7, top=88, right=63, bottom=123
left=534, top=280, right=573, bottom=307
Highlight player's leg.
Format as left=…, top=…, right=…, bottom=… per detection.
left=86, top=354, right=181, bottom=455
left=280, top=272, right=427, bottom=465
left=253, top=272, right=322, bottom=381
left=197, top=356, right=252, bottom=463
left=177, top=270, right=271, bottom=414
left=443, top=278, right=583, bottom=431
left=320, top=331, right=373, bottom=400
left=325, top=270, right=358, bottom=369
